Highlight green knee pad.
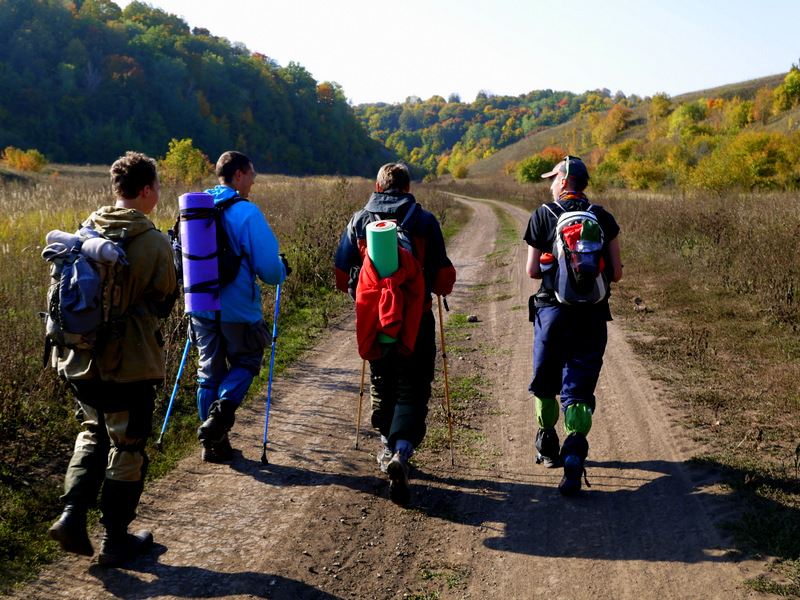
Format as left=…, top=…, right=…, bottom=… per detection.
left=564, top=403, right=592, bottom=436
left=535, top=396, right=559, bottom=429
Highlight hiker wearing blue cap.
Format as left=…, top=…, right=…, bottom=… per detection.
left=523, top=156, right=623, bottom=496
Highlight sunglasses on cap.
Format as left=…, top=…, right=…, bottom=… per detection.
left=563, top=155, right=581, bottom=179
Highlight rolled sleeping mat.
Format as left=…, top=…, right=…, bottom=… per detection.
left=179, top=192, right=220, bottom=312
left=366, top=220, right=399, bottom=343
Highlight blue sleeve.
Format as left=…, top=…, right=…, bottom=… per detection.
left=232, top=204, right=286, bottom=285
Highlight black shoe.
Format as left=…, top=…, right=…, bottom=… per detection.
left=48, top=503, right=94, bottom=557
left=97, top=529, right=154, bottom=567
left=201, top=432, right=234, bottom=463
left=558, top=455, right=584, bottom=497
left=534, top=428, right=561, bottom=468
left=197, top=416, right=226, bottom=444
left=386, top=452, right=411, bottom=507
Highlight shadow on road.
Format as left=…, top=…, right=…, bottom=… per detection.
left=88, top=545, right=346, bottom=600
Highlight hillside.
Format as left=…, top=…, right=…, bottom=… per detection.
left=463, top=72, right=800, bottom=191
left=0, top=0, right=386, bottom=175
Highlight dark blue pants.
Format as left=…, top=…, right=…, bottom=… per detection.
left=530, top=304, right=608, bottom=413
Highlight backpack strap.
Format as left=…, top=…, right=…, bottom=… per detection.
left=542, top=202, right=562, bottom=219
left=216, top=195, right=247, bottom=210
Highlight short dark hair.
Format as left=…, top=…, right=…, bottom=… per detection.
left=110, top=152, right=158, bottom=200
left=215, top=151, right=252, bottom=183
left=376, top=163, right=410, bottom=192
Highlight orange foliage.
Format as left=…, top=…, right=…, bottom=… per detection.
left=540, top=146, right=568, bottom=163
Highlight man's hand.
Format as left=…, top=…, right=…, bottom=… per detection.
left=279, top=253, right=292, bottom=276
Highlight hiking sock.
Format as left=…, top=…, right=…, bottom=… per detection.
left=394, top=439, right=414, bottom=460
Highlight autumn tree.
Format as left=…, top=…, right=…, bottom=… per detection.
left=159, top=138, right=212, bottom=185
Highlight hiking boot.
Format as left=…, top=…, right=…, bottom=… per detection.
left=386, top=452, right=410, bottom=507
left=201, top=432, right=234, bottom=463
left=558, top=454, right=584, bottom=497
left=376, top=445, right=392, bottom=474
left=536, top=453, right=561, bottom=468
left=534, top=428, right=561, bottom=468
left=48, top=503, right=94, bottom=557
left=97, top=529, right=154, bottom=567
left=197, top=415, right=226, bottom=444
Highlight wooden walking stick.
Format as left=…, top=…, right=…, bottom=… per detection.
left=437, top=295, right=455, bottom=466
left=355, top=359, right=367, bottom=449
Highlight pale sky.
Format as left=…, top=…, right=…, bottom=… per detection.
left=115, top=0, right=798, bottom=105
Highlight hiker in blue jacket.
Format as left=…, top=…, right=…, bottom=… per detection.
left=523, top=156, right=622, bottom=496
left=190, top=151, right=288, bottom=462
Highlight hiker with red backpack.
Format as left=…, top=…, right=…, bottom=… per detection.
left=47, top=152, right=178, bottom=566
left=524, top=156, right=623, bottom=496
left=334, top=163, right=456, bottom=506
left=190, top=151, right=288, bottom=462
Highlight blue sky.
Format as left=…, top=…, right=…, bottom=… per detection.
left=116, top=0, right=798, bottom=105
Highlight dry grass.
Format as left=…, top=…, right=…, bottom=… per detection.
left=432, top=177, right=800, bottom=588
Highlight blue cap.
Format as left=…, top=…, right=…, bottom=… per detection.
left=541, top=156, right=590, bottom=182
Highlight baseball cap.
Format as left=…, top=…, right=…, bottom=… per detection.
left=540, top=155, right=590, bottom=181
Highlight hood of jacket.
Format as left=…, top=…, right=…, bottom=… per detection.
left=363, top=191, right=416, bottom=216
left=83, top=206, right=155, bottom=241
left=205, top=185, right=240, bottom=205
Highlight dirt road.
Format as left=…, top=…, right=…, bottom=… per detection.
left=14, top=195, right=776, bottom=600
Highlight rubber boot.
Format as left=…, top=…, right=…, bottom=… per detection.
left=97, top=527, right=154, bottom=566
left=48, top=502, right=94, bottom=556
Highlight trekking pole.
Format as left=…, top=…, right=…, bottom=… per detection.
left=437, top=295, right=455, bottom=466
left=261, top=284, right=282, bottom=465
left=355, top=359, right=367, bottom=449
left=157, top=337, right=191, bottom=451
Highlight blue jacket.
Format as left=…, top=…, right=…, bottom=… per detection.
left=191, top=185, right=286, bottom=323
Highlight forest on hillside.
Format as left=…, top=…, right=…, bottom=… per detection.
left=353, top=88, right=642, bottom=179
left=356, top=67, right=800, bottom=191
left=0, top=0, right=386, bottom=174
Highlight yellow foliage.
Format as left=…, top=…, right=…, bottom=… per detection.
left=0, top=146, right=48, bottom=172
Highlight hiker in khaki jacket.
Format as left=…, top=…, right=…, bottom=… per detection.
left=49, top=152, right=178, bottom=566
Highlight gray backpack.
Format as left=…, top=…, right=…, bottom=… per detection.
left=543, top=202, right=608, bottom=305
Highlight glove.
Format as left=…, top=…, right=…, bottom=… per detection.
left=279, top=253, right=292, bottom=276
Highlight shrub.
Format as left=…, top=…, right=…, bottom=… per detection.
left=516, top=154, right=554, bottom=183
left=452, top=164, right=468, bottom=179
left=620, top=159, right=666, bottom=190
left=0, top=147, right=48, bottom=172
left=159, top=138, right=213, bottom=185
